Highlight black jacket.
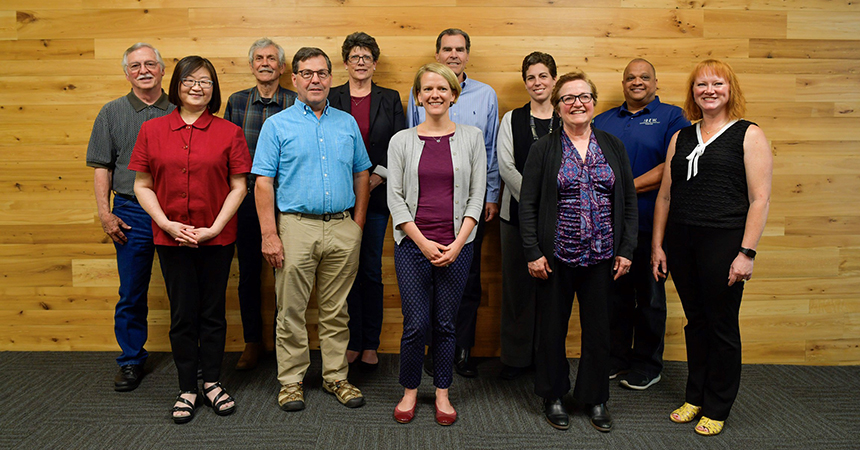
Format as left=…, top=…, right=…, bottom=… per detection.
left=519, top=127, right=638, bottom=271
left=328, top=82, right=407, bottom=212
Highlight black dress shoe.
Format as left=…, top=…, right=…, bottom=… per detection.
left=454, top=347, right=477, bottom=378
left=586, top=403, right=613, bottom=432
left=499, top=364, right=530, bottom=380
left=543, top=398, right=569, bottom=430
left=114, top=364, right=144, bottom=392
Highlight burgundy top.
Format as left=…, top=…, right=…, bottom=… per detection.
left=350, top=94, right=371, bottom=150
left=415, top=133, right=456, bottom=245
left=129, top=109, right=252, bottom=246
left=555, top=130, right=615, bottom=267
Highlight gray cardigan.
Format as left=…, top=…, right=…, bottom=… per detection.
left=519, top=127, right=638, bottom=269
left=387, top=125, right=487, bottom=245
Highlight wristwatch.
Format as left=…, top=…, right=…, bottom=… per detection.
left=739, top=247, right=757, bottom=259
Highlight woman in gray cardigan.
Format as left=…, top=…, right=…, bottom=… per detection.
left=519, top=71, right=638, bottom=433
left=387, top=63, right=486, bottom=426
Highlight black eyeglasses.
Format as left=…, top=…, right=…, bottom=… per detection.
left=559, top=93, right=594, bottom=105
left=348, top=55, right=374, bottom=65
left=181, top=79, right=214, bottom=89
left=127, top=61, right=160, bottom=72
left=296, top=69, right=331, bottom=80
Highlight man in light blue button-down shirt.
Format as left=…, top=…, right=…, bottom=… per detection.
left=407, top=28, right=500, bottom=378
left=253, top=47, right=371, bottom=412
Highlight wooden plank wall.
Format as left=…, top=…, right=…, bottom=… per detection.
left=1, top=0, right=858, bottom=365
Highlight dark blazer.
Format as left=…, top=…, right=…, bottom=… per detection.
left=519, top=126, right=638, bottom=271
left=328, top=82, right=407, bottom=212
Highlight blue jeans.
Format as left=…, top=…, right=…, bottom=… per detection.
left=112, top=197, right=155, bottom=366
left=346, top=208, right=388, bottom=352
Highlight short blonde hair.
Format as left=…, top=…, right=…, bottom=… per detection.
left=683, top=59, right=746, bottom=122
left=550, top=71, right=598, bottom=115
left=412, top=63, right=462, bottom=107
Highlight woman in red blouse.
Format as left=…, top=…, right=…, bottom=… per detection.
left=130, top=56, right=251, bottom=424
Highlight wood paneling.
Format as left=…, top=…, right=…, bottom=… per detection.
left=0, top=0, right=857, bottom=366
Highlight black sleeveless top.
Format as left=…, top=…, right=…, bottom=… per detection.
left=506, top=103, right=560, bottom=226
left=668, top=120, right=754, bottom=229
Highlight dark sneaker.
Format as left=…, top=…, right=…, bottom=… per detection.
left=620, top=372, right=661, bottom=390
left=608, top=367, right=629, bottom=380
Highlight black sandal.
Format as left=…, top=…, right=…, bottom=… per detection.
left=203, top=382, right=236, bottom=416
left=171, top=390, right=200, bottom=424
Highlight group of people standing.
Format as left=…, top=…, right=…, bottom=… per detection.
left=87, top=27, right=771, bottom=436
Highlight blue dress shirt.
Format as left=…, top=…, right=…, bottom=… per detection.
left=408, top=74, right=500, bottom=203
left=252, top=99, right=372, bottom=214
left=593, top=96, right=690, bottom=232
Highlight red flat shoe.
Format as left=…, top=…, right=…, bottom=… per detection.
left=435, top=404, right=457, bottom=426
left=394, top=402, right=416, bottom=424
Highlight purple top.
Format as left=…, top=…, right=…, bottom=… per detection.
left=555, top=130, right=615, bottom=267
left=415, top=133, right=456, bottom=245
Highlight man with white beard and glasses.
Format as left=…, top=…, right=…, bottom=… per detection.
left=223, top=38, right=297, bottom=371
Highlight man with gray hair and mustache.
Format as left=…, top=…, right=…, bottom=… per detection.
left=87, top=42, right=175, bottom=391
left=223, top=38, right=297, bottom=371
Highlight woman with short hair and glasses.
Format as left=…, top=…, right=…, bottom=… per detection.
left=130, top=55, right=251, bottom=424
left=328, top=32, right=406, bottom=371
left=519, top=71, right=637, bottom=433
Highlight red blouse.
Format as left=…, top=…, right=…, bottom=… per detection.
left=129, top=109, right=251, bottom=246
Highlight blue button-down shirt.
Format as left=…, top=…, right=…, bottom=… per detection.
left=252, top=99, right=372, bottom=214
left=408, top=73, right=500, bottom=203
left=593, top=96, right=689, bottom=231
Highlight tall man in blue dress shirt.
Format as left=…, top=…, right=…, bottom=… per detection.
left=224, top=38, right=297, bottom=371
left=87, top=43, right=174, bottom=392
left=593, top=59, right=690, bottom=390
left=253, top=48, right=371, bottom=411
left=407, top=28, right=500, bottom=378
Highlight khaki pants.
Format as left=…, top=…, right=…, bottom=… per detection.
left=274, top=212, right=362, bottom=385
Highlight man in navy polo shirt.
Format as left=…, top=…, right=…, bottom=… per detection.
left=593, top=59, right=690, bottom=390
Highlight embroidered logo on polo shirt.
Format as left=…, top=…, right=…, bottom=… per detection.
left=640, top=118, right=660, bottom=126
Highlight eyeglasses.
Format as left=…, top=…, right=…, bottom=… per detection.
left=127, top=61, right=160, bottom=72
left=296, top=69, right=331, bottom=80
left=559, top=93, right=594, bottom=105
left=348, top=55, right=374, bottom=65
left=181, top=79, right=214, bottom=89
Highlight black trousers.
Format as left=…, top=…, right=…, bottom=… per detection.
left=534, top=259, right=613, bottom=404
left=236, top=190, right=264, bottom=344
left=609, top=231, right=667, bottom=378
left=499, top=221, right=537, bottom=368
left=665, top=223, right=744, bottom=421
left=455, top=211, right=486, bottom=349
left=157, top=245, right=234, bottom=392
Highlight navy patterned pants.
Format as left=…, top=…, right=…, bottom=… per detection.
left=395, top=239, right=473, bottom=389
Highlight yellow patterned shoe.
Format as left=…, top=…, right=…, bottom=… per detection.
left=323, top=379, right=366, bottom=408
left=670, top=402, right=702, bottom=423
left=695, top=417, right=724, bottom=436
left=278, top=382, right=305, bottom=412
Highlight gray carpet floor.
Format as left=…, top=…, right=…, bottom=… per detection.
left=2, top=351, right=858, bottom=449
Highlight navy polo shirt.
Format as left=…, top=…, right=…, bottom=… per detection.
left=593, top=96, right=690, bottom=232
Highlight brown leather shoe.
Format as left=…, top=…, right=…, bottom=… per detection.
left=236, top=342, right=262, bottom=371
